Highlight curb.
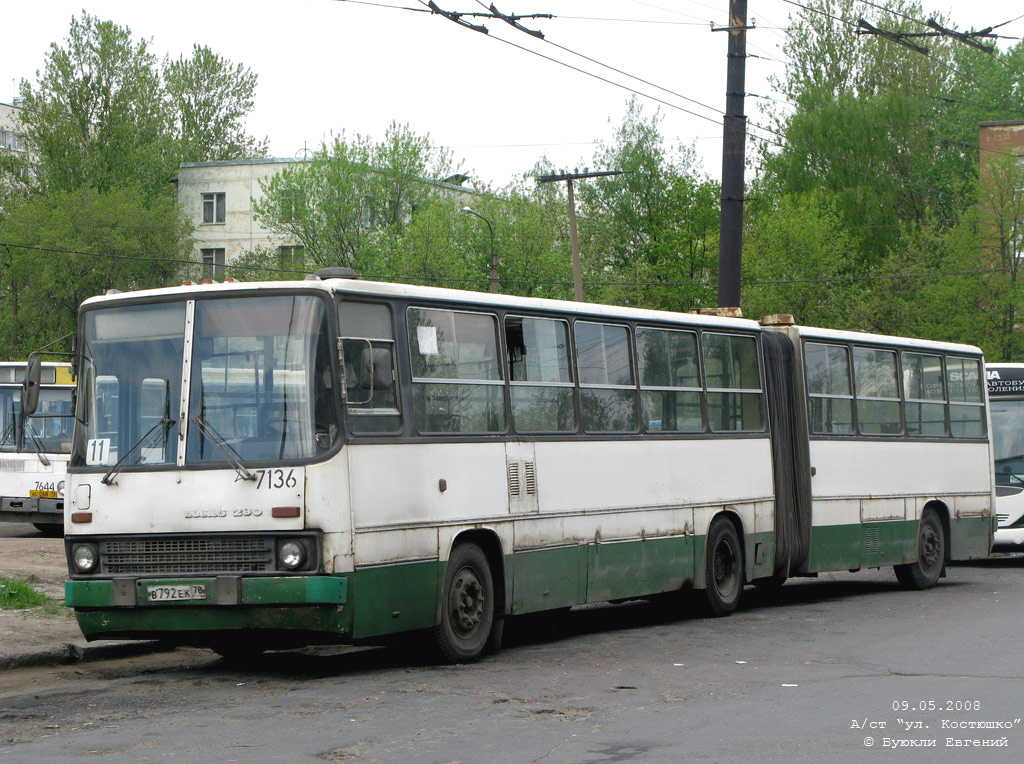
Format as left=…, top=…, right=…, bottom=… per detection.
left=0, top=640, right=177, bottom=671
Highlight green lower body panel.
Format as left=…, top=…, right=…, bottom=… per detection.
left=808, top=514, right=995, bottom=573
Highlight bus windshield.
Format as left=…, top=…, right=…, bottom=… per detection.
left=991, top=397, right=1024, bottom=486
left=73, top=294, right=337, bottom=469
left=0, top=387, right=73, bottom=454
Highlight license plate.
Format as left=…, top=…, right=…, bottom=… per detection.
left=30, top=490, right=58, bottom=498
left=146, top=584, right=207, bottom=602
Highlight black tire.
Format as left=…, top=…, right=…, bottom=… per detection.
left=895, top=507, right=945, bottom=590
left=703, top=517, right=744, bottom=617
left=434, top=543, right=495, bottom=663
left=33, top=523, right=63, bottom=537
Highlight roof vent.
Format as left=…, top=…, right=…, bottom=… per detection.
left=759, top=314, right=796, bottom=327
left=105, top=288, right=122, bottom=295
left=314, top=267, right=359, bottom=280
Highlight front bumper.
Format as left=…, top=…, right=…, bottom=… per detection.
left=66, top=575, right=351, bottom=644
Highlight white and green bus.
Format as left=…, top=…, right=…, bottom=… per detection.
left=1, top=361, right=75, bottom=535
left=52, top=272, right=994, bottom=661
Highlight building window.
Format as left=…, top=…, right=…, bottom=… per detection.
left=202, top=192, right=225, bottom=224
left=278, top=245, right=306, bottom=272
left=201, top=248, right=225, bottom=280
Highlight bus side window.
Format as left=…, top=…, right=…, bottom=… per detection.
left=804, top=342, right=854, bottom=435
left=576, top=321, right=637, bottom=433
left=407, top=307, right=505, bottom=434
left=703, top=333, right=764, bottom=432
left=506, top=315, right=575, bottom=433
left=339, top=301, right=401, bottom=435
left=902, top=352, right=946, bottom=436
left=947, top=357, right=986, bottom=438
left=852, top=347, right=902, bottom=436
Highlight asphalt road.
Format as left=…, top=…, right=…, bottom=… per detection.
left=3, top=554, right=1024, bottom=764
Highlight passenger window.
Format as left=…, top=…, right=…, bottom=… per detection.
left=340, top=301, right=400, bottom=435
left=408, top=308, right=505, bottom=434
left=703, top=333, right=763, bottom=432
left=506, top=316, right=575, bottom=433
left=902, top=352, right=946, bottom=436
left=636, top=327, right=702, bottom=432
left=853, top=347, right=901, bottom=435
left=947, top=357, right=986, bottom=438
left=804, top=342, right=854, bottom=435
left=575, top=321, right=637, bottom=433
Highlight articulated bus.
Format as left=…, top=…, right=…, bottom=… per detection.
left=52, top=272, right=994, bottom=661
left=986, top=363, right=1024, bottom=551
left=0, top=362, right=74, bottom=535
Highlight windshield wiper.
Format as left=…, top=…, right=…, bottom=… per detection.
left=101, top=418, right=173, bottom=486
left=191, top=416, right=256, bottom=482
left=24, top=427, right=51, bottom=466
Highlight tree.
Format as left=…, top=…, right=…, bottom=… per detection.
left=164, top=45, right=268, bottom=162
left=577, top=99, right=719, bottom=311
left=254, top=122, right=458, bottom=270
left=15, top=13, right=172, bottom=199
left=0, top=187, right=192, bottom=358
left=742, top=191, right=860, bottom=327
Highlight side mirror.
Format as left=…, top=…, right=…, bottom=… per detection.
left=360, top=347, right=394, bottom=391
left=21, top=356, right=42, bottom=416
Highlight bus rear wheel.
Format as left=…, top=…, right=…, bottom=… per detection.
left=703, top=517, right=744, bottom=617
left=895, top=507, right=945, bottom=590
left=434, top=542, right=494, bottom=663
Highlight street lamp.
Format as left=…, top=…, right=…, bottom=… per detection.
left=462, top=206, right=498, bottom=293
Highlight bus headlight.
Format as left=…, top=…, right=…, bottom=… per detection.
left=278, top=540, right=306, bottom=570
left=72, top=543, right=98, bottom=573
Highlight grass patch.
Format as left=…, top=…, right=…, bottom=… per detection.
left=0, top=577, right=61, bottom=614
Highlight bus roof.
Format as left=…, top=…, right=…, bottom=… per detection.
left=78, top=275, right=984, bottom=354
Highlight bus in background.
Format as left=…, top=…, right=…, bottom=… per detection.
left=54, top=273, right=994, bottom=662
left=986, top=363, right=1024, bottom=552
left=1, top=361, right=74, bottom=535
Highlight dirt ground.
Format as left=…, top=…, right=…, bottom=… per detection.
left=0, top=524, right=91, bottom=660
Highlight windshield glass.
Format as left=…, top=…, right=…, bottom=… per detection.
left=73, top=295, right=338, bottom=470
left=73, top=302, right=186, bottom=468
left=991, top=397, right=1024, bottom=485
left=24, top=389, right=74, bottom=454
left=187, top=295, right=336, bottom=464
left=0, top=388, right=22, bottom=453
left=0, top=387, right=73, bottom=454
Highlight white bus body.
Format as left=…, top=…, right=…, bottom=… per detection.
left=61, top=276, right=994, bottom=660
left=986, top=363, right=1024, bottom=550
left=0, top=362, right=74, bottom=535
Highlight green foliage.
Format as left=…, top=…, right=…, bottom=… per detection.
left=254, top=122, right=457, bottom=269
left=0, top=187, right=192, bottom=357
left=0, top=577, right=56, bottom=611
left=577, top=99, right=719, bottom=311
left=164, top=45, right=269, bottom=163
left=16, top=13, right=171, bottom=199
left=743, top=191, right=859, bottom=327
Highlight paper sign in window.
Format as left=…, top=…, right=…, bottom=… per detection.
left=417, top=325, right=439, bottom=355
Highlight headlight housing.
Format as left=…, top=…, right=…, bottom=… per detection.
left=72, top=543, right=98, bottom=573
left=278, top=540, right=306, bottom=570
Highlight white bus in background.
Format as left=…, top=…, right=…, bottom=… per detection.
left=0, top=361, right=74, bottom=535
left=51, top=273, right=994, bottom=662
left=986, top=363, right=1024, bottom=551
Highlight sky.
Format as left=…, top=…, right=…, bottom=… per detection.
left=2, top=0, right=1023, bottom=189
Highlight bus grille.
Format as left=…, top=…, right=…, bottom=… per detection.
left=101, top=536, right=274, bottom=575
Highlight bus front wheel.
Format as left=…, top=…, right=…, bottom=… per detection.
left=703, top=517, right=744, bottom=617
left=434, top=542, right=494, bottom=663
left=895, top=507, right=945, bottom=590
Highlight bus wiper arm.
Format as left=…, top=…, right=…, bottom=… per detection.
left=101, top=418, right=173, bottom=486
left=191, top=416, right=256, bottom=482
left=24, top=428, right=51, bottom=466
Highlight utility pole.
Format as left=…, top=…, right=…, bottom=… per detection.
left=713, top=0, right=752, bottom=309
left=538, top=169, right=625, bottom=302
